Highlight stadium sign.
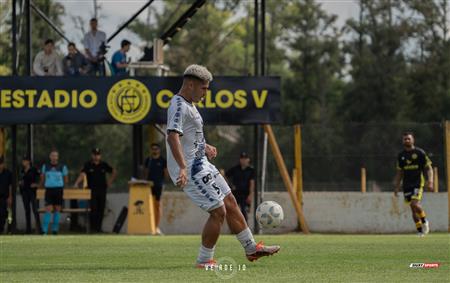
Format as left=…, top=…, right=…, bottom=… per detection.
left=0, top=76, right=280, bottom=125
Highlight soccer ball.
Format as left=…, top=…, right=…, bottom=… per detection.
left=256, top=201, right=284, bottom=228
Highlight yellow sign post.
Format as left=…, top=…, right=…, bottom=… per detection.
left=127, top=180, right=155, bottom=235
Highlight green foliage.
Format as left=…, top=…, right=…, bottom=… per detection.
left=281, top=0, right=343, bottom=124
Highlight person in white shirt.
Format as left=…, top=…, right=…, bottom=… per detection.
left=82, top=18, right=107, bottom=75
left=166, top=64, right=280, bottom=268
left=32, top=39, right=63, bottom=76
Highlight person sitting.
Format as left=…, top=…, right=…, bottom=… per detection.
left=33, top=39, right=63, bottom=76
left=63, top=42, right=89, bottom=76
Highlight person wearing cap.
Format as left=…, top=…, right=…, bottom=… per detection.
left=0, top=156, right=12, bottom=234
left=19, top=155, right=41, bottom=234
left=143, top=143, right=168, bottom=235
left=225, top=152, right=256, bottom=222
left=40, top=149, right=69, bottom=235
left=74, top=148, right=116, bottom=233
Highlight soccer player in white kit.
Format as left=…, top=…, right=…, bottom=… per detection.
left=166, top=65, right=280, bottom=268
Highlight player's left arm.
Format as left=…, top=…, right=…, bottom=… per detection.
left=205, top=144, right=217, bottom=160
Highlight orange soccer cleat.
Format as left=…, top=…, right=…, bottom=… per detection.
left=196, top=259, right=218, bottom=269
left=246, top=241, right=280, bottom=262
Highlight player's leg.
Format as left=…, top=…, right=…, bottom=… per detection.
left=411, top=200, right=429, bottom=234
left=42, top=189, right=54, bottom=235
left=50, top=189, right=63, bottom=235
left=30, top=190, right=41, bottom=233
left=97, top=193, right=106, bottom=232
left=51, top=205, right=62, bottom=234
left=0, top=198, right=7, bottom=234
left=185, top=171, right=226, bottom=267
left=22, top=189, right=32, bottom=233
left=90, top=194, right=99, bottom=232
left=409, top=203, right=422, bottom=234
left=152, top=186, right=163, bottom=233
left=196, top=205, right=226, bottom=267
left=213, top=173, right=280, bottom=261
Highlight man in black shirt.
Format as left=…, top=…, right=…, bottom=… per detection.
left=0, top=156, right=12, bottom=234
left=19, top=155, right=41, bottom=234
left=74, top=148, right=116, bottom=233
left=394, top=132, right=433, bottom=236
left=225, top=152, right=255, bottom=222
left=144, top=143, right=168, bottom=234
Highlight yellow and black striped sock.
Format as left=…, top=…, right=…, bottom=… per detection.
left=415, top=221, right=423, bottom=233
left=418, top=211, right=427, bottom=223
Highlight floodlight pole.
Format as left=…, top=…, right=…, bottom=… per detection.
left=12, top=0, right=17, bottom=76
left=10, top=0, right=19, bottom=233
left=253, top=0, right=261, bottom=234
left=25, top=0, right=34, bottom=162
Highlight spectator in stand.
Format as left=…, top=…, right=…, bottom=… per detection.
left=82, top=18, right=107, bottom=75
left=111, top=39, right=131, bottom=75
left=33, top=39, right=63, bottom=76
left=63, top=42, right=89, bottom=76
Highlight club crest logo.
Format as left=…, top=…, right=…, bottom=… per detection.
left=412, top=153, right=418, bottom=160
left=107, top=79, right=151, bottom=124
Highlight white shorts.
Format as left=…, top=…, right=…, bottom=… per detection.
left=184, top=162, right=231, bottom=212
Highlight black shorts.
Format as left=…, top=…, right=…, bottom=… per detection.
left=151, top=185, right=163, bottom=201
left=45, top=188, right=63, bottom=206
left=403, top=186, right=423, bottom=204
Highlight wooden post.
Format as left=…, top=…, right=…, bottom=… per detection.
left=292, top=169, right=297, bottom=194
left=361, top=167, right=366, bottom=193
left=294, top=124, right=303, bottom=208
left=433, top=167, right=438, bottom=193
left=264, top=125, right=309, bottom=234
left=0, top=128, right=5, bottom=158
left=445, top=121, right=450, bottom=232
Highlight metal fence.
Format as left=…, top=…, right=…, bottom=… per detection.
left=2, top=122, right=446, bottom=192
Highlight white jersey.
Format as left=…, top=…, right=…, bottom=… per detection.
left=166, top=94, right=208, bottom=184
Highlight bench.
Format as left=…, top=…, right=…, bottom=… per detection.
left=36, top=188, right=91, bottom=233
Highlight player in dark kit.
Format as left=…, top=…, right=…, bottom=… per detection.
left=394, top=132, right=433, bottom=237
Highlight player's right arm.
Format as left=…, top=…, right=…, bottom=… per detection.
left=167, top=131, right=187, bottom=187
left=166, top=98, right=187, bottom=187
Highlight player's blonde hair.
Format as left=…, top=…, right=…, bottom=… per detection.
left=183, top=64, right=213, bottom=82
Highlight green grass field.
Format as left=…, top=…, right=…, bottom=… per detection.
left=1, top=233, right=448, bottom=282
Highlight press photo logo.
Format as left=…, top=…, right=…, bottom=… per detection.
left=204, top=257, right=247, bottom=280
left=409, top=263, right=440, bottom=269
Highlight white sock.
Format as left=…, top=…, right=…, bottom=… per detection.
left=236, top=227, right=257, bottom=254
left=197, top=245, right=215, bottom=263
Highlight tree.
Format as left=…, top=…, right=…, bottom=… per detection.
left=281, top=0, right=343, bottom=124
left=406, top=0, right=450, bottom=121
left=342, top=0, right=411, bottom=122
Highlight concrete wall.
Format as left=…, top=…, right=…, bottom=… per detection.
left=14, top=192, right=448, bottom=234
